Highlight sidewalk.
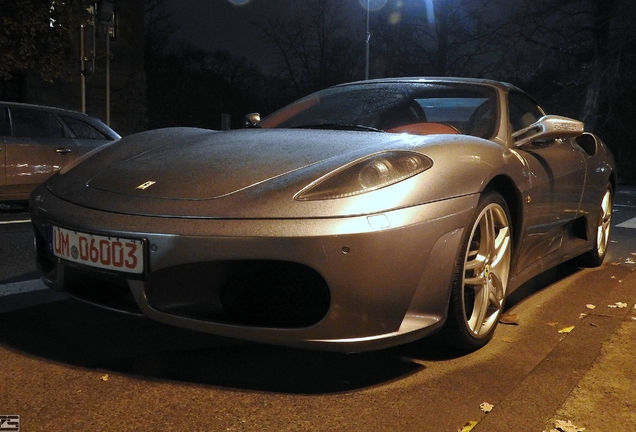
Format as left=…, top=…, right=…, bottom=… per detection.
left=471, top=254, right=636, bottom=432
left=543, top=312, right=636, bottom=432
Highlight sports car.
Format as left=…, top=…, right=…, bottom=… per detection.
left=29, top=78, right=616, bottom=352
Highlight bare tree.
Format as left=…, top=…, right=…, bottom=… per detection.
left=144, top=0, right=179, bottom=61
left=503, top=0, right=636, bottom=129
left=253, top=0, right=363, bottom=95
left=370, top=0, right=512, bottom=78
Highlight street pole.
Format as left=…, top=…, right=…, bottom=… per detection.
left=365, top=0, right=370, bottom=80
left=80, top=25, right=86, bottom=113
left=105, top=26, right=110, bottom=126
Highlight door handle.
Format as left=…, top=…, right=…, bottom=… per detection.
left=56, top=148, right=72, bottom=154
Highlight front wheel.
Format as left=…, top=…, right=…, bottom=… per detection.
left=446, top=191, right=512, bottom=351
left=577, top=185, right=613, bottom=267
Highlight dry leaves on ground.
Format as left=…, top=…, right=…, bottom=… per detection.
left=558, top=326, right=575, bottom=334
left=479, top=402, right=494, bottom=413
left=499, top=312, right=519, bottom=325
left=544, top=419, right=586, bottom=432
left=457, top=420, right=478, bottom=432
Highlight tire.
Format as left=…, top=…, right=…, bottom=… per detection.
left=446, top=191, right=512, bottom=351
left=577, top=185, right=613, bottom=268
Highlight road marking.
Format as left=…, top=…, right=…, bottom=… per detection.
left=0, top=279, right=48, bottom=296
left=0, top=219, right=30, bottom=225
left=617, top=217, right=636, bottom=229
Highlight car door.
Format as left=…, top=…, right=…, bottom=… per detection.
left=509, top=91, right=587, bottom=271
left=5, top=107, right=79, bottom=195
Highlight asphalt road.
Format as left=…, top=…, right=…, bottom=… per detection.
left=1, top=190, right=635, bottom=432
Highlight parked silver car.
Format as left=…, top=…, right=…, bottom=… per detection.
left=1, top=102, right=120, bottom=201
left=30, top=78, right=616, bottom=352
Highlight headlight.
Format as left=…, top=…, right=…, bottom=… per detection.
left=295, top=151, right=432, bottom=200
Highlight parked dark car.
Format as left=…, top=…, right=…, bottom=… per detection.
left=1, top=102, right=120, bottom=201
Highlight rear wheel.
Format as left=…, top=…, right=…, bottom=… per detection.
left=446, top=191, right=512, bottom=350
left=577, top=186, right=613, bottom=267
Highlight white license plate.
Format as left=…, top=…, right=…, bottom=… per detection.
left=50, top=225, right=144, bottom=274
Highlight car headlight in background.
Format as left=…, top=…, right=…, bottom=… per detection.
left=295, top=151, right=433, bottom=200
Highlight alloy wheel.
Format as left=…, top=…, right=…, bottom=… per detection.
left=461, top=202, right=512, bottom=337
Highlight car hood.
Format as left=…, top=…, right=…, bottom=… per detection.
left=87, top=128, right=381, bottom=200
left=45, top=127, right=499, bottom=218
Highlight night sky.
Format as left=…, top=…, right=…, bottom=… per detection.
left=164, top=0, right=392, bottom=72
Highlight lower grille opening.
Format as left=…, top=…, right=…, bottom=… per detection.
left=145, top=260, right=330, bottom=328
left=63, top=266, right=142, bottom=315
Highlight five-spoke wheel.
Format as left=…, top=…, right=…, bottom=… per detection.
left=447, top=191, right=512, bottom=350
left=578, top=185, right=613, bottom=267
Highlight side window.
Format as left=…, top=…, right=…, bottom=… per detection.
left=508, top=92, right=544, bottom=132
left=9, top=108, right=65, bottom=138
left=61, top=116, right=108, bottom=140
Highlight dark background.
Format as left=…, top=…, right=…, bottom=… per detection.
left=146, top=0, right=634, bottom=181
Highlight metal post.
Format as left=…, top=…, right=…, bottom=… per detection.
left=105, top=26, right=110, bottom=126
left=97, top=0, right=115, bottom=126
left=222, top=113, right=231, bottom=131
left=365, top=0, right=370, bottom=80
left=80, top=25, right=86, bottom=113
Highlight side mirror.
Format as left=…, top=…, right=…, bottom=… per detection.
left=512, top=115, right=584, bottom=148
left=243, top=113, right=261, bottom=128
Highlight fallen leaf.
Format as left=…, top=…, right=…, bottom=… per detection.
left=458, top=421, right=478, bottom=432
left=500, top=335, right=519, bottom=343
left=608, top=302, right=627, bottom=308
left=558, top=326, right=575, bottom=334
left=553, top=419, right=585, bottom=432
left=500, top=312, right=519, bottom=325
left=479, top=402, right=494, bottom=413
left=625, top=257, right=635, bottom=264
left=578, top=313, right=587, bottom=319
left=100, top=374, right=109, bottom=382
left=585, top=304, right=596, bottom=310
left=547, top=322, right=559, bottom=327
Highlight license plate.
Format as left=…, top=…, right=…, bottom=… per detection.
left=49, top=225, right=144, bottom=274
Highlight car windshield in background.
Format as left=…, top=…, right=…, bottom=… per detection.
left=259, top=82, right=498, bottom=139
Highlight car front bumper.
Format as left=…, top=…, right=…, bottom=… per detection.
left=30, top=186, right=478, bottom=352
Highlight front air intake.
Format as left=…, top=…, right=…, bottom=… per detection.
left=144, top=260, right=330, bottom=328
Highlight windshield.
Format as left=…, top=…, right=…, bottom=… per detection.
left=259, top=82, right=498, bottom=139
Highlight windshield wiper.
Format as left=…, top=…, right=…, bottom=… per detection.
left=292, top=123, right=384, bottom=132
